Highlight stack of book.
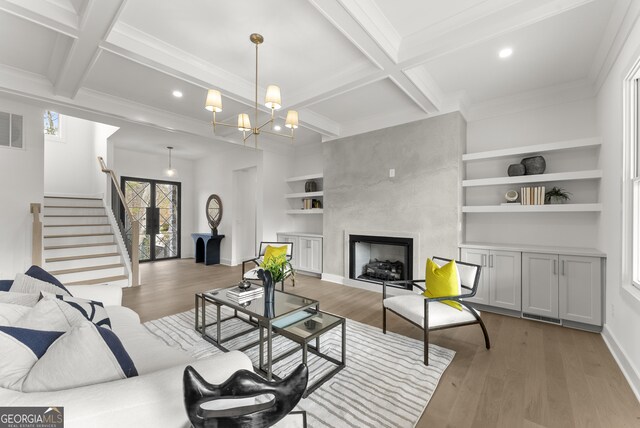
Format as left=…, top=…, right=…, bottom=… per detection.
left=520, top=186, right=546, bottom=205
left=226, top=284, right=264, bottom=303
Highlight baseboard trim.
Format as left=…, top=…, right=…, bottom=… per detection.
left=321, top=273, right=343, bottom=285
left=602, top=324, right=640, bottom=403
left=220, top=258, right=233, bottom=266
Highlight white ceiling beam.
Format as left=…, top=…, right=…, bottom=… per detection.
left=0, top=0, right=80, bottom=38
left=102, top=22, right=341, bottom=137
left=307, top=0, right=440, bottom=114
left=53, top=0, right=127, bottom=99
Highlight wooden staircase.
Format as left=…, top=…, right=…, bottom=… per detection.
left=42, top=196, right=129, bottom=287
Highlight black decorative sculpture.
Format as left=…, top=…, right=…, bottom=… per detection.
left=183, top=364, right=308, bottom=428
left=206, top=194, right=223, bottom=235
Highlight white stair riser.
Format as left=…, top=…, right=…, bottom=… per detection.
left=53, top=266, right=126, bottom=283
left=44, top=234, right=114, bottom=246
left=67, top=278, right=130, bottom=287
left=44, top=225, right=112, bottom=235
left=44, top=198, right=103, bottom=207
left=43, top=207, right=106, bottom=216
left=44, top=256, right=123, bottom=271
left=43, top=244, right=118, bottom=258
left=44, top=216, right=109, bottom=226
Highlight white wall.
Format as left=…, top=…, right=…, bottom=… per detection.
left=597, top=16, right=640, bottom=399
left=0, top=98, right=44, bottom=278
left=465, top=98, right=600, bottom=248
left=44, top=115, right=118, bottom=197
left=112, top=147, right=196, bottom=258
left=193, top=144, right=293, bottom=265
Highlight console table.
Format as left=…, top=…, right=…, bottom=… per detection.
left=191, top=233, right=225, bottom=265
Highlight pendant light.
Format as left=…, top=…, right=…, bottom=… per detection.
left=165, top=146, right=177, bottom=177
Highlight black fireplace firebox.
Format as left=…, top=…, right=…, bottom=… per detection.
left=349, top=234, right=413, bottom=290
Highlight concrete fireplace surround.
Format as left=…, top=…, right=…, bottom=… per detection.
left=322, top=112, right=466, bottom=289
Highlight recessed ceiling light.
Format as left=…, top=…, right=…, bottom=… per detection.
left=499, top=48, right=513, bottom=59
left=273, top=125, right=282, bottom=131
left=172, top=90, right=183, bottom=98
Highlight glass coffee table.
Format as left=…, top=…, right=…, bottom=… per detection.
left=195, top=285, right=345, bottom=395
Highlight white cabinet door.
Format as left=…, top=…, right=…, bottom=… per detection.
left=276, top=234, right=299, bottom=269
left=559, top=255, right=602, bottom=326
left=298, top=237, right=322, bottom=273
left=489, top=250, right=522, bottom=311
left=522, top=252, right=559, bottom=318
left=460, top=248, right=489, bottom=305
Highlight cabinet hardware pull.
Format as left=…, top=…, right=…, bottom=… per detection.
left=553, top=259, right=557, bottom=275
left=489, top=254, right=494, bottom=268
left=561, top=260, right=565, bottom=276
left=481, top=254, right=486, bottom=266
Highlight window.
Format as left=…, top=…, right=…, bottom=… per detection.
left=0, top=111, right=23, bottom=149
left=625, top=62, right=640, bottom=290
left=44, top=110, right=63, bottom=141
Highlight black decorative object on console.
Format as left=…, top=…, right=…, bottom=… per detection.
left=183, top=363, right=308, bottom=428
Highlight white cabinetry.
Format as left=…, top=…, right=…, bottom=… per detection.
left=462, top=243, right=605, bottom=330
left=522, top=253, right=602, bottom=326
left=277, top=233, right=323, bottom=276
left=460, top=248, right=521, bottom=311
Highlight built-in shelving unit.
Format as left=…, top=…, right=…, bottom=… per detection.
left=285, top=191, right=324, bottom=199
left=285, top=173, right=323, bottom=183
left=285, top=209, right=324, bottom=215
left=462, top=203, right=602, bottom=213
left=462, top=138, right=601, bottom=213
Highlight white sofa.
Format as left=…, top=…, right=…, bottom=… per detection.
left=0, top=285, right=254, bottom=428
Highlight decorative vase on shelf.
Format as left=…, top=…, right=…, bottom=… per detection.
left=305, top=180, right=317, bottom=192
left=257, top=268, right=275, bottom=307
left=521, top=156, right=546, bottom=175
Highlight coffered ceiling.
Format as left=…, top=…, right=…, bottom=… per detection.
left=0, top=0, right=633, bottom=156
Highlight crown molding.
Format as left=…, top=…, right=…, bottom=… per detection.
left=0, top=0, right=80, bottom=38
left=591, top=0, right=640, bottom=93
left=465, top=78, right=595, bottom=122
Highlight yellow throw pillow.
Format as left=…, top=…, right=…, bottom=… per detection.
left=424, top=258, right=462, bottom=311
left=264, top=245, right=288, bottom=264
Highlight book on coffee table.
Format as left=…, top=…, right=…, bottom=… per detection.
left=226, top=284, right=264, bottom=300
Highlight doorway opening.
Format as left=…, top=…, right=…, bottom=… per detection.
left=121, top=176, right=181, bottom=262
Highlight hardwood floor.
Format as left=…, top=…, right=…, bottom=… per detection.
left=123, top=259, right=640, bottom=428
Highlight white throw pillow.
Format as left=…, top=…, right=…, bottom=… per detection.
left=14, top=298, right=85, bottom=332
left=41, top=292, right=112, bottom=330
left=0, top=303, right=31, bottom=326
left=0, top=292, right=39, bottom=307
left=22, top=321, right=138, bottom=392
left=10, top=273, right=71, bottom=297
left=0, top=321, right=138, bottom=392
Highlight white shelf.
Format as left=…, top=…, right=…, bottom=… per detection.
left=285, top=173, right=323, bottom=183
left=285, top=209, right=324, bottom=215
left=462, top=204, right=602, bottom=213
left=284, top=191, right=324, bottom=198
left=462, top=170, right=602, bottom=187
left=462, top=137, right=601, bottom=162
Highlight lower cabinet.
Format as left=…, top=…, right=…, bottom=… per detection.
left=460, top=248, right=521, bottom=311
left=522, top=253, right=602, bottom=326
left=276, top=233, right=323, bottom=275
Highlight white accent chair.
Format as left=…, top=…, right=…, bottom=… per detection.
left=382, top=256, right=490, bottom=365
left=242, top=242, right=294, bottom=291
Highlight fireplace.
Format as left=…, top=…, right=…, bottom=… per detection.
left=349, top=234, right=413, bottom=289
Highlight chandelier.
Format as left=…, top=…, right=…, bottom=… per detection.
left=205, top=33, right=299, bottom=148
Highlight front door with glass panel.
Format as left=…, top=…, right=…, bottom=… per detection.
left=122, top=177, right=181, bottom=261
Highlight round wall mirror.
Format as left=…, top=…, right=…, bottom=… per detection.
left=206, top=194, right=223, bottom=235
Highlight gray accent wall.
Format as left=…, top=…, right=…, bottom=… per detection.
left=322, top=112, right=466, bottom=278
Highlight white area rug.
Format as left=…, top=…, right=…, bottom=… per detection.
left=143, top=307, right=454, bottom=428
